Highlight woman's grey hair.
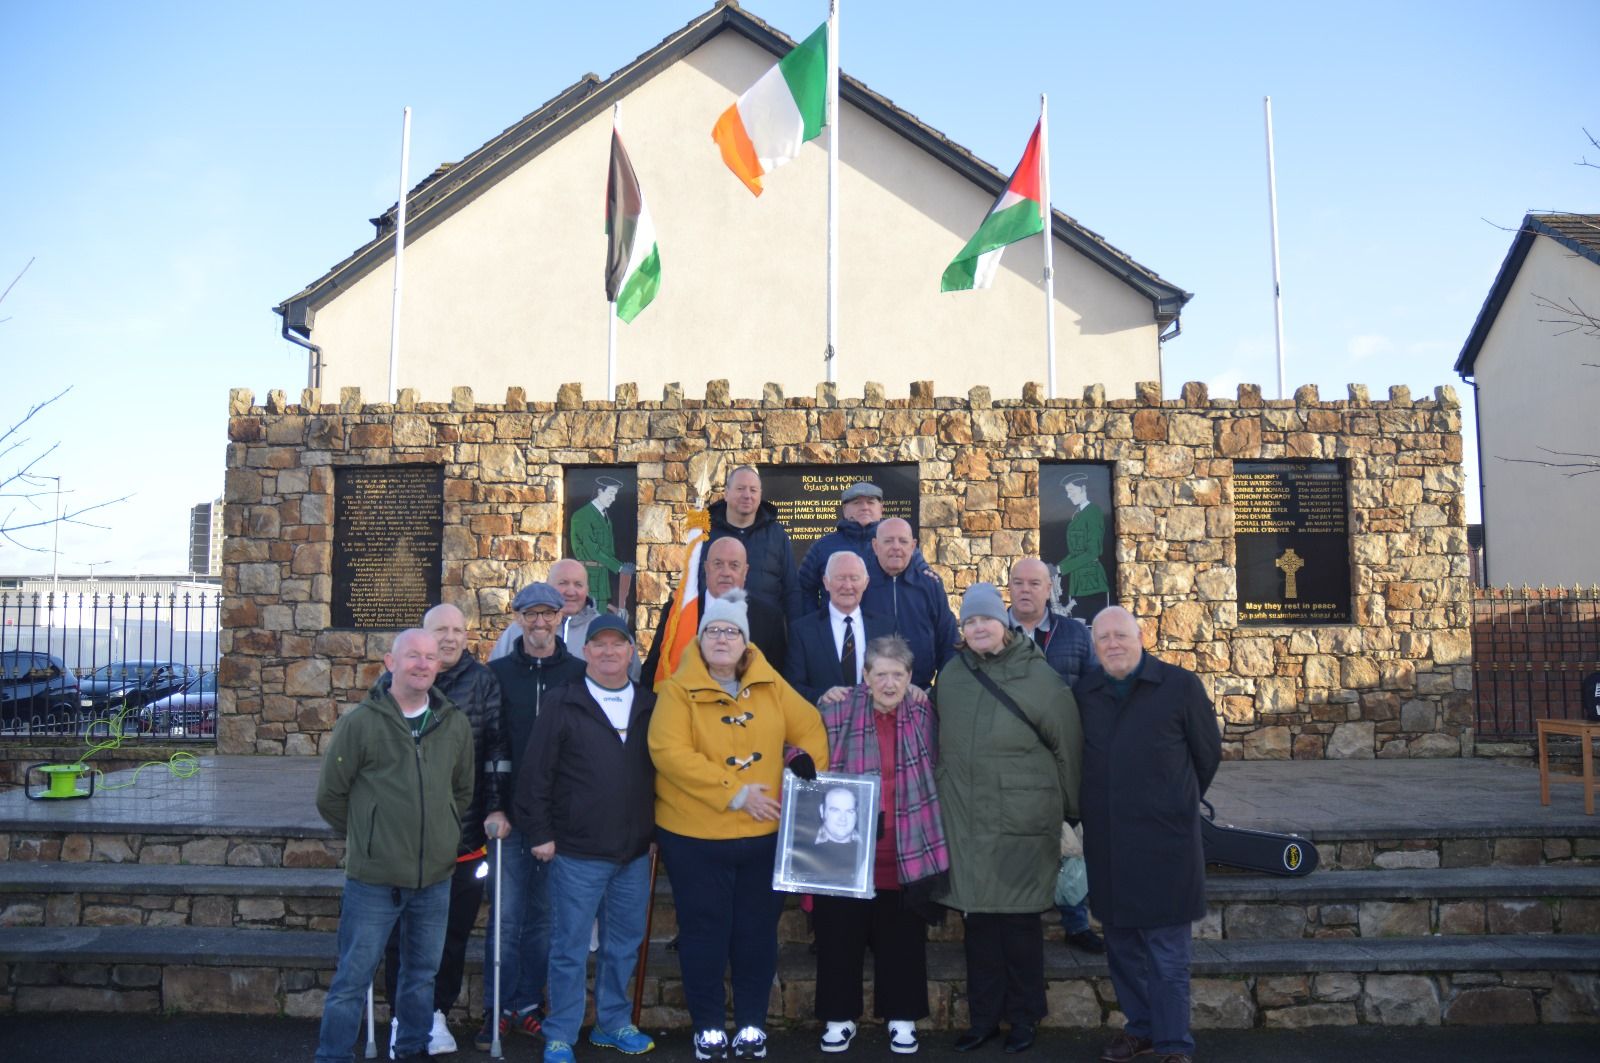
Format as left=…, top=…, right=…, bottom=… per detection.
left=863, top=634, right=915, bottom=675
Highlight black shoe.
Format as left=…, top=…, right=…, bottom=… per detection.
left=1003, top=1025, right=1035, bottom=1054
left=953, top=1028, right=1000, bottom=1052
left=1067, top=928, right=1106, bottom=954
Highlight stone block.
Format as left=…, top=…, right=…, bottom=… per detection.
left=1373, top=849, right=1439, bottom=870
left=164, top=966, right=281, bottom=1015
left=1440, top=838, right=1490, bottom=868
left=1242, top=726, right=1291, bottom=760
left=1542, top=973, right=1600, bottom=1023
left=1311, top=973, right=1360, bottom=1003
left=1263, top=1003, right=1357, bottom=1028
left=1041, top=980, right=1101, bottom=1026
left=1225, top=904, right=1307, bottom=939
left=1485, top=899, right=1553, bottom=935
left=1189, top=978, right=1255, bottom=1028
left=191, top=896, right=233, bottom=927
left=1442, top=986, right=1536, bottom=1025
left=1561, top=899, right=1600, bottom=934
left=1437, top=901, right=1485, bottom=935
left=1361, top=974, right=1440, bottom=1025
left=1326, top=722, right=1375, bottom=759
left=1492, top=838, right=1542, bottom=866
left=1358, top=900, right=1429, bottom=937
left=16, top=986, right=159, bottom=1013
left=1255, top=975, right=1309, bottom=1008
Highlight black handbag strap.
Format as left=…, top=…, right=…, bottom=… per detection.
left=964, top=659, right=1049, bottom=749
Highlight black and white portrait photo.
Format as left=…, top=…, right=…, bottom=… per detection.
left=772, top=772, right=879, bottom=899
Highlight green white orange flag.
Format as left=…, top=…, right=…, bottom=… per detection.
left=941, top=120, right=1046, bottom=291
left=652, top=506, right=712, bottom=689
left=605, top=127, right=661, bottom=323
left=712, top=21, right=829, bottom=196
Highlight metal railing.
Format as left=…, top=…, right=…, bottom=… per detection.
left=1471, top=584, right=1600, bottom=739
left=0, top=590, right=221, bottom=741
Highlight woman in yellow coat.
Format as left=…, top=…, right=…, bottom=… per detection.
left=650, top=590, right=829, bottom=1061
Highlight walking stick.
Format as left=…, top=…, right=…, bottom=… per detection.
left=630, top=846, right=660, bottom=1027
left=364, top=983, right=377, bottom=1058
left=491, top=834, right=504, bottom=1060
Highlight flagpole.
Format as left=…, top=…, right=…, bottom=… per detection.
left=608, top=102, right=620, bottom=399
left=1039, top=94, right=1057, bottom=400
left=1264, top=95, right=1286, bottom=400
left=388, top=105, right=412, bottom=402
left=824, top=0, right=840, bottom=384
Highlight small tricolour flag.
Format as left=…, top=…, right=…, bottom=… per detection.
left=651, top=505, right=713, bottom=689
left=941, top=120, right=1046, bottom=291
left=712, top=21, right=829, bottom=196
left=605, top=127, right=661, bottom=322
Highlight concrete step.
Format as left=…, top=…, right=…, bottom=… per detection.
left=2, top=926, right=1597, bottom=1026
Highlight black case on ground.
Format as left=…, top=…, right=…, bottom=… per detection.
left=1200, top=798, right=1319, bottom=876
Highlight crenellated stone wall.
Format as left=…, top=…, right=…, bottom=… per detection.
left=218, top=378, right=1471, bottom=761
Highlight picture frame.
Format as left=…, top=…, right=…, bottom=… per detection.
left=772, top=770, right=880, bottom=899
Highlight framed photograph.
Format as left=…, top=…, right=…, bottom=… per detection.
left=772, top=770, right=880, bottom=899
left=1039, top=461, right=1118, bottom=626
left=561, top=465, right=638, bottom=625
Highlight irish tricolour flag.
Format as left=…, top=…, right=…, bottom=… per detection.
left=941, top=121, right=1046, bottom=291
left=712, top=21, right=828, bottom=196
left=605, top=128, right=660, bottom=323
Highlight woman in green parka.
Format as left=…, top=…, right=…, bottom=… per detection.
left=934, top=582, right=1083, bottom=1055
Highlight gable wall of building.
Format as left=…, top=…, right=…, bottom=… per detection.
left=307, top=32, right=1161, bottom=402
left=218, top=378, right=1471, bottom=762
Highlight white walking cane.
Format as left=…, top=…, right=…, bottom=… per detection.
left=491, top=833, right=504, bottom=1060
left=364, top=983, right=377, bottom=1058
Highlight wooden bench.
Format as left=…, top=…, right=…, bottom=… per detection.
left=1536, top=717, right=1600, bottom=815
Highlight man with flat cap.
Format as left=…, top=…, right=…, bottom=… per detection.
left=798, top=480, right=884, bottom=614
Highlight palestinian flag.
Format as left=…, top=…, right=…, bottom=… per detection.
left=941, top=120, right=1046, bottom=291
left=712, top=21, right=829, bottom=196
left=605, top=128, right=661, bottom=322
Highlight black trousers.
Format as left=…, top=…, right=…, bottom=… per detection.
left=961, top=912, right=1046, bottom=1029
left=812, top=890, right=929, bottom=1022
left=384, top=858, right=485, bottom=1013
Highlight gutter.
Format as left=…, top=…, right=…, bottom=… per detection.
left=277, top=302, right=323, bottom=390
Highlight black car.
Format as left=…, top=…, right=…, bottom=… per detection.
left=0, top=651, right=81, bottom=724
left=78, top=661, right=198, bottom=715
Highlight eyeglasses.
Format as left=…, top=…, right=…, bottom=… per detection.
left=702, top=626, right=745, bottom=641
left=520, top=610, right=559, bottom=622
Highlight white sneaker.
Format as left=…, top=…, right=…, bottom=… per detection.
left=694, top=1028, right=730, bottom=1060
left=887, top=1020, right=919, bottom=1055
left=590, top=919, right=601, bottom=953
left=820, top=1020, right=857, bottom=1053
left=732, top=1026, right=768, bottom=1059
left=429, top=1009, right=458, bottom=1055
left=389, top=1017, right=398, bottom=1060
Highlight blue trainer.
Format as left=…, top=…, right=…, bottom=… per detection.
left=590, top=1024, right=656, bottom=1054
left=544, top=1040, right=577, bottom=1063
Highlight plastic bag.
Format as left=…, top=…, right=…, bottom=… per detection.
left=1053, top=854, right=1088, bottom=907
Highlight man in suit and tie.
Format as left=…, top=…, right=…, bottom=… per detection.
left=783, top=552, right=891, bottom=705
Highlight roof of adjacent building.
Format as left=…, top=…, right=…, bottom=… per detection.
left=1455, top=212, right=1600, bottom=379
left=275, top=1, right=1190, bottom=336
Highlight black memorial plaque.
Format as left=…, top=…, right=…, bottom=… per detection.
left=1234, top=461, right=1352, bottom=625
left=332, top=465, right=444, bottom=630
left=760, top=464, right=919, bottom=567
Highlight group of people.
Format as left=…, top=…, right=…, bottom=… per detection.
left=312, top=469, right=1222, bottom=1063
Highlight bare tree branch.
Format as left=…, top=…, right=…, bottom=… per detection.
left=0, top=388, right=131, bottom=552
left=1579, top=127, right=1600, bottom=171
left=0, top=256, right=33, bottom=313
left=1497, top=449, right=1600, bottom=477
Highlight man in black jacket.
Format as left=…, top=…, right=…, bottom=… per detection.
left=1077, top=607, right=1221, bottom=1063
left=706, top=465, right=804, bottom=623
left=644, top=537, right=788, bottom=685
left=479, top=583, right=587, bottom=1050
left=515, top=614, right=658, bottom=1061
left=381, top=602, right=509, bottom=1056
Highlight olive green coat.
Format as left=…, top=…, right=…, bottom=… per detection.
left=932, top=635, right=1083, bottom=914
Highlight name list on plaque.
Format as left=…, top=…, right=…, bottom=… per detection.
left=332, top=465, right=444, bottom=629
left=1234, top=461, right=1352, bottom=625
left=761, top=463, right=919, bottom=567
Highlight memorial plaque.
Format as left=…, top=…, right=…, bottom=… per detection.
left=1040, top=462, right=1118, bottom=625
left=760, top=463, right=920, bottom=567
left=562, top=466, right=638, bottom=623
left=1234, top=461, right=1352, bottom=625
left=332, top=465, right=444, bottom=630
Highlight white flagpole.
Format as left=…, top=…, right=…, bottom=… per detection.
left=608, top=102, right=620, bottom=399
left=1039, top=94, right=1057, bottom=400
left=1264, top=95, right=1286, bottom=400
left=824, top=0, right=840, bottom=384
left=388, top=106, right=412, bottom=402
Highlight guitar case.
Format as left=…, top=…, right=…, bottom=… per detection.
left=1200, top=798, right=1319, bottom=876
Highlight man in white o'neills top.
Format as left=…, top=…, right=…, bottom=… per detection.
left=514, top=614, right=658, bottom=1063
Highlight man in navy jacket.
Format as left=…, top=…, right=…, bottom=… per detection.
left=861, top=519, right=958, bottom=689
left=784, top=552, right=892, bottom=704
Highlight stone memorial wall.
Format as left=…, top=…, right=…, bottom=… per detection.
left=218, top=378, right=1471, bottom=761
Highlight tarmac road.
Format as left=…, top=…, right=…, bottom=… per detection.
left=0, top=1015, right=1595, bottom=1063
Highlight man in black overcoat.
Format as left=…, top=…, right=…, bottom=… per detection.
left=1075, top=606, right=1221, bottom=1063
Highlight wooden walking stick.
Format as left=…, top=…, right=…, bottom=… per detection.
left=630, top=845, right=661, bottom=1026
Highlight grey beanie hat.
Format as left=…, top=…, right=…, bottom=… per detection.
left=699, top=588, right=752, bottom=641
left=959, top=582, right=1009, bottom=626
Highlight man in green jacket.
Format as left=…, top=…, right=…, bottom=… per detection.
left=314, top=628, right=474, bottom=1063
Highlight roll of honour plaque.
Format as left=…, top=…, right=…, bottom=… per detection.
left=331, top=465, right=445, bottom=630
left=1234, top=461, right=1352, bottom=625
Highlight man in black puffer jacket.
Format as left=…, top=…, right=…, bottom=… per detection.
left=704, top=465, right=804, bottom=623
left=381, top=603, right=509, bottom=1055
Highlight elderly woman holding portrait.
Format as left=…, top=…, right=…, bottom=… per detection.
left=934, top=583, right=1082, bottom=1056
left=649, top=590, right=829, bottom=1062
left=811, top=634, right=949, bottom=1056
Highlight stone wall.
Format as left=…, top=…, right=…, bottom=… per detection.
left=218, top=379, right=1471, bottom=760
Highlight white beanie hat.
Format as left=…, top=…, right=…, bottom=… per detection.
left=699, top=588, right=752, bottom=641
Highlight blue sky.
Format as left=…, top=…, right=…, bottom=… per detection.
left=2, top=0, right=1594, bottom=574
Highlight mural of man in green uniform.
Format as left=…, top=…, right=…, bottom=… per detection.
left=1058, top=473, right=1109, bottom=620
left=570, top=476, right=634, bottom=617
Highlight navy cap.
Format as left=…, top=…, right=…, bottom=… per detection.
left=585, top=614, right=635, bottom=645
left=512, top=583, right=563, bottom=612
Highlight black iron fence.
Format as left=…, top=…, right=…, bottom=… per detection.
left=0, top=590, right=221, bottom=740
left=1471, top=584, right=1600, bottom=740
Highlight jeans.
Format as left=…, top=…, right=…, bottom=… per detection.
left=1058, top=900, right=1091, bottom=935
left=487, top=827, right=552, bottom=1018
left=544, top=852, right=652, bottom=1044
left=383, top=857, right=486, bottom=1013
left=315, top=876, right=451, bottom=1063
left=1103, top=923, right=1195, bottom=1056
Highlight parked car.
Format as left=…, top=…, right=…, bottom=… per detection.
left=135, top=672, right=216, bottom=737
left=0, top=650, right=81, bottom=724
left=79, top=661, right=198, bottom=715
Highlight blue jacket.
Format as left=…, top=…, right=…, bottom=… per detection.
left=1010, top=607, right=1098, bottom=689
left=705, top=500, right=804, bottom=622
left=783, top=606, right=895, bottom=703
left=797, top=520, right=934, bottom=614
left=860, top=561, right=958, bottom=689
